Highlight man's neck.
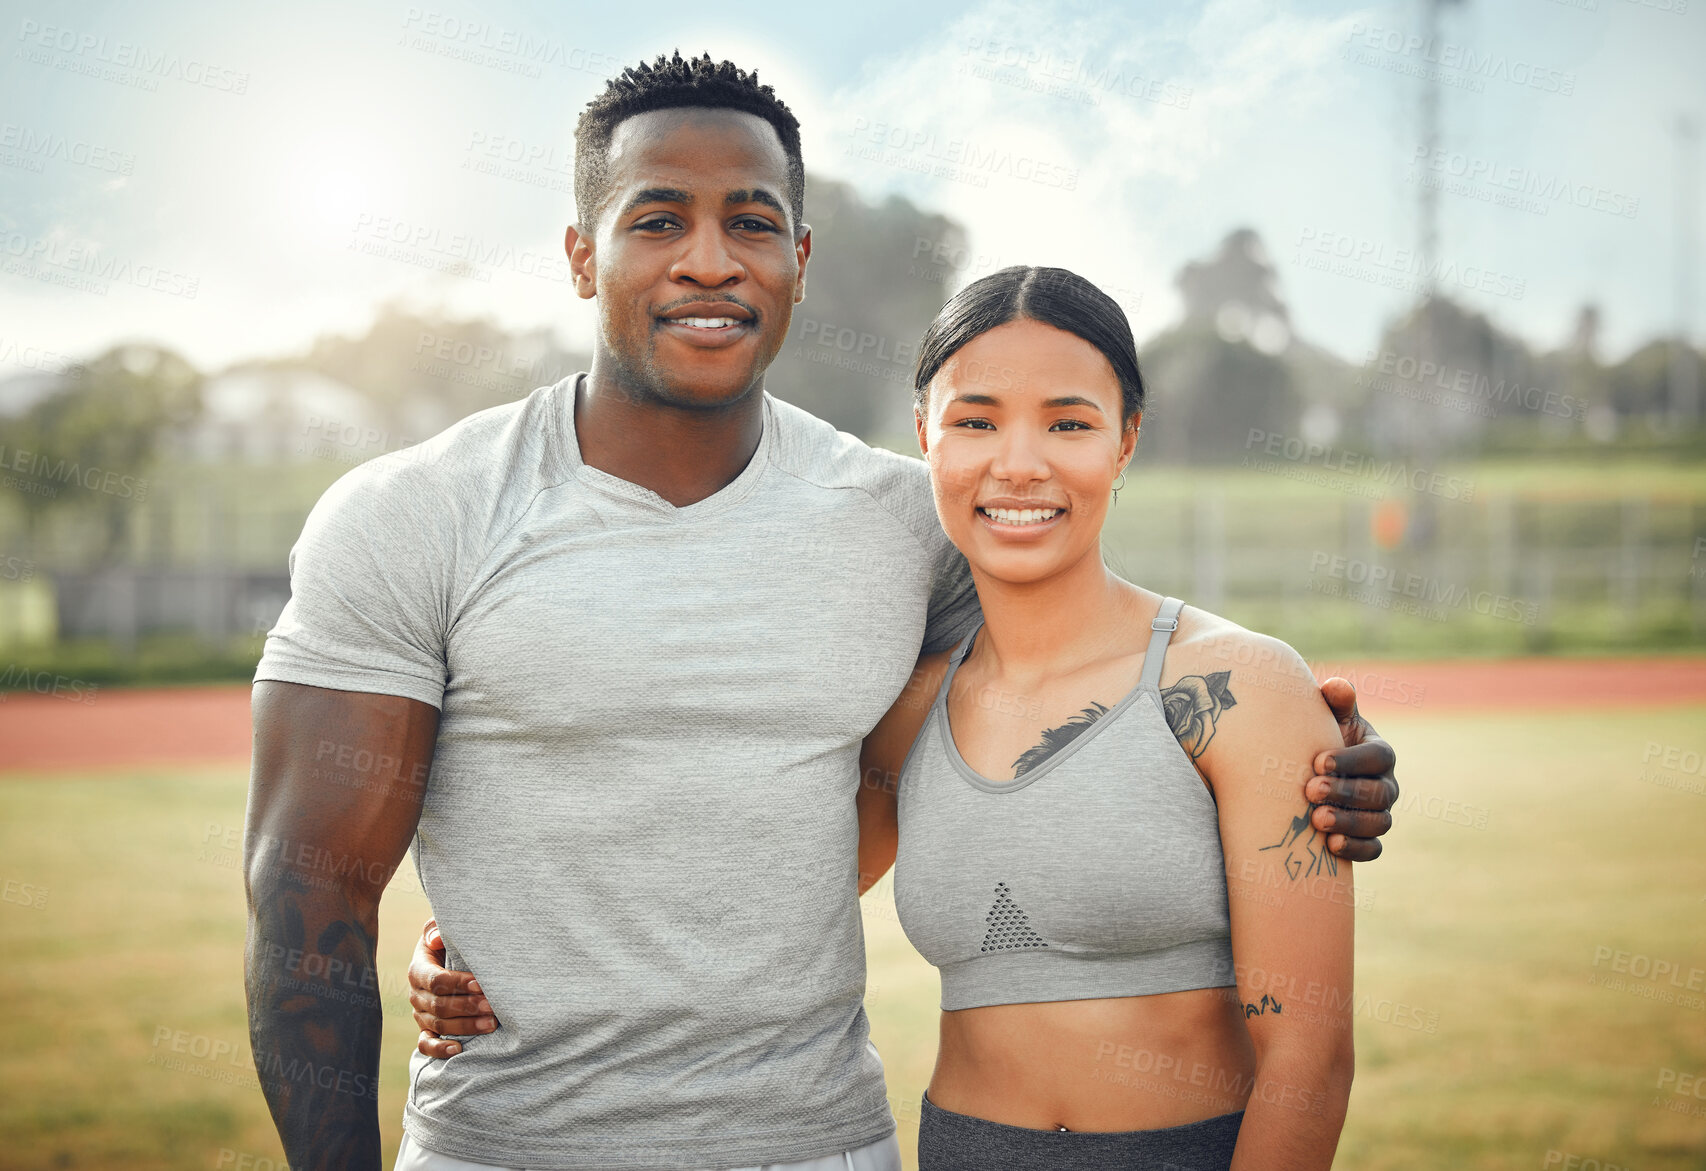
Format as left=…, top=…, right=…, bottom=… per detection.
left=574, top=364, right=765, bottom=508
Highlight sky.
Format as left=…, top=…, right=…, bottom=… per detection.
left=0, top=0, right=1700, bottom=382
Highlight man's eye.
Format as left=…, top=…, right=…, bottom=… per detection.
left=732, top=217, right=778, bottom=232
left=635, top=217, right=678, bottom=231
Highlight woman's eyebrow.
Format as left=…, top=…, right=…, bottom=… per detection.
left=1042, top=395, right=1104, bottom=412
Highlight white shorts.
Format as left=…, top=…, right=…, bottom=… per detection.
left=395, top=1129, right=904, bottom=1171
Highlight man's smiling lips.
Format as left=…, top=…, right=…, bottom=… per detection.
left=655, top=301, right=757, bottom=349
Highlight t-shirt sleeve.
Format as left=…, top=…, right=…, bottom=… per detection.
left=920, top=526, right=981, bottom=655
left=253, top=460, right=455, bottom=710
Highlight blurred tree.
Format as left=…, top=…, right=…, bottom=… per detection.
left=763, top=174, right=969, bottom=442
left=1176, top=227, right=1292, bottom=351
left=1141, top=324, right=1303, bottom=463
left=1140, top=228, right=1306, bottom=463
left=1606, top=340, right=1688, bottom=423
left=1360, top=296, right=1544, bottom=457
left=0, top=344, right=201, bottom=563
left=297, top=305, right=589, bottom=440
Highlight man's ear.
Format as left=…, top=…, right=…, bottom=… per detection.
left=793, top=225, right=812, bottom=304
left=566, top=224, right=596, bottom=300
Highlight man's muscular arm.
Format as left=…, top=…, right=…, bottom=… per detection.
left=855, top=650, right=948, bottom=895
left=244, top=681, right=439, bottom=1170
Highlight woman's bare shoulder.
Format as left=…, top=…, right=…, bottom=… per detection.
left=1157, top=604, right=1325, bottom=735
left=1148, top=605, right=1338, bottom=777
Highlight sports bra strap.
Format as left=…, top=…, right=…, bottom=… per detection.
left=934, top=622, right=984, bottom=708
left=1138, top=597, right=1185, bottom=692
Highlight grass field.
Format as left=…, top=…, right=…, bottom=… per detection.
left=3, top=707, right=1705, bottom=1170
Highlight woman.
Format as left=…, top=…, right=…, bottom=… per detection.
left=412, top=267, right=1355, bottom=1169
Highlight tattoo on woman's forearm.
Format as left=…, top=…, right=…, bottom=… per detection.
left=1244, top=994, right=1282, bottom=1018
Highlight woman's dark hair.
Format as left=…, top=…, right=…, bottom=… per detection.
left=912, top=266, right=1144, bottom=425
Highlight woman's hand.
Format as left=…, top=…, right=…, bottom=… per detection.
left=407, top=917, right=498, bottom=1058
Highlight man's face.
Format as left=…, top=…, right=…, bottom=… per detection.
left=567, top=107, right=810, bottom=409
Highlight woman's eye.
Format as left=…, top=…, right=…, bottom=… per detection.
left=951, top=418, right=995, bottom=430
left=1051, top=419, right=1091, bottom=431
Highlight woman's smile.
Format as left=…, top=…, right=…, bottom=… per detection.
left=975, top=504, right=1067, bottom=534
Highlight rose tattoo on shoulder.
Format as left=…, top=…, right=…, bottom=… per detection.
left=1160, top=670, right=1237, bottom=758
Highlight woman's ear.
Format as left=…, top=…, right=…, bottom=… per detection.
left=914, top=407, right=930, bottom=456
left=1120, top=410, right=1141, bottom=468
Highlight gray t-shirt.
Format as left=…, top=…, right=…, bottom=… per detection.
left=253, top=374, right=980, bottom=1169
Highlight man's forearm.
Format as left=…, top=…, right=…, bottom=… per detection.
left=244, top=683, right=438, bottom=1169
left=245, top=868, right=386, bottom=1171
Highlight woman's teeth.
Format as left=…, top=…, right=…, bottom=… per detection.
left=980, top=507, right=1063, bottom=526
left=675, top=317, right=740, bottom=329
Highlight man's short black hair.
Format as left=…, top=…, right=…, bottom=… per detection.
left=574, top=51, right=805, bottom=233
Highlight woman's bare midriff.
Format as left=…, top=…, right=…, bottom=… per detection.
left=925, top=986, right=1254, bottom=1132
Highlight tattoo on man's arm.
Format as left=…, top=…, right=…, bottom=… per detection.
left=246, top=870, right=385, bottom=1169
left=1012, top=702, right=1110, bottom=777
left=1244, top=994, right=1283, bottom=1018
left=1160, top=670, right=1237, bottom=759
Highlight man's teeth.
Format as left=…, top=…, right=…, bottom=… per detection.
left=673, top=317, right=741, bottom=329
left=980, top=507, right=1063, bottom=525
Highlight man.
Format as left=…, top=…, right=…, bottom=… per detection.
left=245, top=52, right=1398, bottom=1170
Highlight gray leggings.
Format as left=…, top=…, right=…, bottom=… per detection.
left=917, top=1092, right=1243, bottom=1171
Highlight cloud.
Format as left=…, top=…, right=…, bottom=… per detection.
left=808, top=0, right=1374, bottom=344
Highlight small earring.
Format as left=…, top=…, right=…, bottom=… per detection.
left=1112, top=469, right=1127, bottom=503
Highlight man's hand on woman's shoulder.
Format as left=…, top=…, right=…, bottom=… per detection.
left=1309, top=677, right=1398, bottom=861
left=1167, top=614, right=1398, bottom=863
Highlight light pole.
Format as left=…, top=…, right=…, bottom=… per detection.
left=1672, top=114, right=1699, bottom=427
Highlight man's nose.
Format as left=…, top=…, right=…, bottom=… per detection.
left=669, top=224, right=743, bottom=287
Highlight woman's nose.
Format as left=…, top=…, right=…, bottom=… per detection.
left=988, top=429, right=1050, bottom=483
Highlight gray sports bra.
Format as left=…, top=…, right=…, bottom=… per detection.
left=892, top=597, right=1235, bottom=1011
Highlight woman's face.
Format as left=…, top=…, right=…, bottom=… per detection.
left=915, top=317, right=1137, bottom=586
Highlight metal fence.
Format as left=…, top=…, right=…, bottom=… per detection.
left=3, top=474, right=1703, bottom=656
